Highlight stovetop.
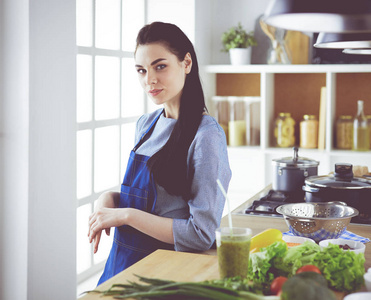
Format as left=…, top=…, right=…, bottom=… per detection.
left=243, top=189, right=303, bottom=217
left=237, top=189, right=371, bottom=225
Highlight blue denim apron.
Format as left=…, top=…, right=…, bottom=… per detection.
left=98, top=110, right=173, bottom=285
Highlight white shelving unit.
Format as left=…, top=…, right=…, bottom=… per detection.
left=201, top=64, right=371, bottom=205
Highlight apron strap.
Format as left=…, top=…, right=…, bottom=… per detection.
left=133, top=109, right=164, bottom=152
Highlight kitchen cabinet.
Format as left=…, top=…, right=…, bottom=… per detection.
left=201, top=64, right=371, bottom=204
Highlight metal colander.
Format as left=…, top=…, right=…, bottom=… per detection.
left=276, top=202, right=359, bottom=242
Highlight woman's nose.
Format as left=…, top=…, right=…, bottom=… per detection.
left=145, top=70, right=157, bottom=85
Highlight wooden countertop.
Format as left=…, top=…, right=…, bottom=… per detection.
left=80, top=187, right=371, bottom=299
left=80, top=250, right=219, bottom=299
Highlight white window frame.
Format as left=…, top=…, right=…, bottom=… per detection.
left=76, top=0, right=148, bottom=284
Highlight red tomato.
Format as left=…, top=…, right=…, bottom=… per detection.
left=296, top=265, right=321, bottom=274
left=270, top=276, right=288, bottom=295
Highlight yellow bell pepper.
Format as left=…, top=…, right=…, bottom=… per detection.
left=249, top=228, right=283, bottom=253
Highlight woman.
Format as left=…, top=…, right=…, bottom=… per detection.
left=88, top=21, right=232, bottom=284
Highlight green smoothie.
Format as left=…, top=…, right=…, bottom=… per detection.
left=217, top=237, right=251, bottom=278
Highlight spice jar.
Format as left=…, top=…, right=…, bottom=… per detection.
left=336, top=115, right=353, bottom=149
left=300, top=115, right=318, bottom=149
left=274, top=112, right=295, bottom=147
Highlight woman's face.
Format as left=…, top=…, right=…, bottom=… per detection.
left=135, top=43, right=192, bottom=117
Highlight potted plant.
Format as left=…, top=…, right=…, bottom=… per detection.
left=221, top=22, right=257, bottom=65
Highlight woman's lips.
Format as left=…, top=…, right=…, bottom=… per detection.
left=149, top=89, right=162, bottom=97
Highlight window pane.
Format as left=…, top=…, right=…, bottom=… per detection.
left=93, top=200, right=114, bottom=264
left=77, top=54, right=93, bottom=123
left=122, top=0, right=145, bottom=52
left=94, top=126, right=120, bottom=192
left=77, top=204, right=92, bottom=274
left=120, top=122, right=136, bottom=179
left=95, top=0, right=120, bottom=49
left=77, top=130, right=92, bottom=199
left=76, top=0, right=93, bottom=47
left=147, top=0, right=195, bottom=43
left=95, top=56, right=120, bottom=120
left=122, top=58, right=144, bottom=117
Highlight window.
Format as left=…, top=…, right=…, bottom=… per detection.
left=76, top=0, right=195, bottom=287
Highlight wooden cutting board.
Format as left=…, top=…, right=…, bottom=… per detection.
left=285, top=30, right=311, bottom=64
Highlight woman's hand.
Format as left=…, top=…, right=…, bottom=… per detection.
left=88, top=191, right=121, bottom=253
left=88, top=192, right=175, bottom=253
left=88, top=207, right=128, bottom=253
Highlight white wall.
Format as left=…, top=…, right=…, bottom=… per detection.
left=195, top=0, right=271, bottom=65
left=0, top=1, right=29, bottom=299
left=0, top=1, right=77, bottom=299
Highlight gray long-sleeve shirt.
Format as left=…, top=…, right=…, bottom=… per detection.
left=134, top=109, right=232, bottom=252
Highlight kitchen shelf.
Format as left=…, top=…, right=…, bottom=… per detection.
left=203, top=64, right=371, bottom=74
left=201, top=64, right=371, bottom=188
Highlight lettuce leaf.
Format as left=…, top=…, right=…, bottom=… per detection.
left=248, top=240, right=365, bottom=293
left=273, top=241, right=320, bottom=275
left=312, top=243, right=365, bottom=292
left=247, top=240, right=287, bottom=292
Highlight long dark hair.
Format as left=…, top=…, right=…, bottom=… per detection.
left=135, top=22, right=206, bottom=200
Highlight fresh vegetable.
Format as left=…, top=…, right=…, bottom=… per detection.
left=272, top=241, right=320, bottom=276
left=248, top=240, right=365, bottom=293
left=205, top=276, right=265, bottom=294
left=87, top=275, right=280, bottom=300
left=296, top=265, right=321, bottom=275
left=290, top=271, right=327, bottom=286
left=250, top=229, right=283, bottom=253
left=285, top=242, right=300, bottom=247
left=87, top=273, right=338, bottom=300
left=281, top=272, right=337, bottom=300
left=270, top=276, right=287, bottom=295
left=312, top=243, right=365, bottom=292
left=248, top=240, right=288, bottom=293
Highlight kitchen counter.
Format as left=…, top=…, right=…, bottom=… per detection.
left=80, top=250, right=220, bottom=300
left=80, top=187, right=371, bottom=300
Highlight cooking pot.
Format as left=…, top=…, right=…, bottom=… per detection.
left=303, top=163, right=371, bottom=214
left=272, top=147, right=319, bottom=193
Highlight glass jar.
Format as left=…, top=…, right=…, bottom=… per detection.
left=212, top=96, right=229, bottom=143
left=300, top=114, right=318, bottom=149
left=352, top=100, right=369, bottom=151
left=336, top=115, right=353, bottom=150
left=228, top=98, right=246, bottom=146
left=274, top=112, right=295, bottom=147
left=244, top=97, right=261, bottom=146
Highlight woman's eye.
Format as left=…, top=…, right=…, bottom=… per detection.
left=156, top=64, right=166, bottom=71
left=136, top=68, right=146, bottom=75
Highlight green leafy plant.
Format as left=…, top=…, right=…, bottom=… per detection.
left=221, top=22, right=257, bottom=52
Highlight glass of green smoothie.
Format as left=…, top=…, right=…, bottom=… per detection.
left=215, top=227, right=252, bottom=279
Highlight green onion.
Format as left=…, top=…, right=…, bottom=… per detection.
left=86, top=275, right=280, bottom=300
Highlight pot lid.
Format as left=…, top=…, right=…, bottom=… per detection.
left=272, top=147, right=319, bottom=168
left=305, top=163, right=371, bottom=189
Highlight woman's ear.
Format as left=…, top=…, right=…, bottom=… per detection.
left=184, top=52, right=192, bottom=74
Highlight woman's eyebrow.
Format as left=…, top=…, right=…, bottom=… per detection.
left=135, top=58, right=166, bottom=68
left=151, top=58, right=166, bottom=65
